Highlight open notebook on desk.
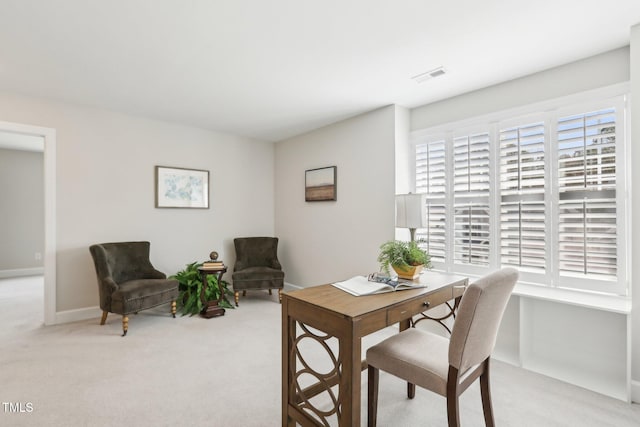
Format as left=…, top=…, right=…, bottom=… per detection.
left=332, top=275, right=426, bottom=296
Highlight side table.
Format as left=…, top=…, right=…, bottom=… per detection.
left=197, top=265, right=227, bottom=318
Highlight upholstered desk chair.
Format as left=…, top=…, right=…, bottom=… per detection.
left=89, top=241, right=179, bottom=336
left=367, top=268, right=518, bottom=427
left=232, top=237, right=284, bottom=306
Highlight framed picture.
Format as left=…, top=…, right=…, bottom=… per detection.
left=305, top=166, right=337, bottom=202
left=155, top=166, right=209, bottom=208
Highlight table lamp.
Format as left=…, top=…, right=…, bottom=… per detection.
left=395, top=193, right=426, bottom=242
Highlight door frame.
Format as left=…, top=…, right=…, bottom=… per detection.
left=0, top=120, right=56, bottom=325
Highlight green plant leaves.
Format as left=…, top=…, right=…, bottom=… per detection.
left=170, top=262, right=234, bottom=316
left=377, top=240, right=431, bottom=274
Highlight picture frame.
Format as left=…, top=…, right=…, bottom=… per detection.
left=155, top=166, right=209, bottom=209
left=305, top=166, right=337, bottom=202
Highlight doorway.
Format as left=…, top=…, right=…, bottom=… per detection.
left=0, top=121, right=56, bottom=325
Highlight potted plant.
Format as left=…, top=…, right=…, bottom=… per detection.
left=170, top=262, right=234, bottom=316
left=377, top=240, right=431, bottom=280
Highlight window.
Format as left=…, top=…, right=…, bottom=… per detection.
left=499, top=121, right=546, bottom=273
left=412, top=90, right=628, bottom=296
left=415, top=138, right=447, bottom=263
left=556, top=108, right=619, bottom=283
left=453, top=132, right=491, bottom=267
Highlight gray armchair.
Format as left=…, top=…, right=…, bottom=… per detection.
left=232, top=237, right=284, bottom=306
left=89, top=241, right=179, bottom=336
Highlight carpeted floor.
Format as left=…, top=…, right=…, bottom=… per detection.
left=1, top=276, right=639, bottom=426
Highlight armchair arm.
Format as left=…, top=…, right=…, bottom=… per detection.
left=234, top=259, right=248, bottom=272
left=102, top=277, right=119, bottom=294
left=271, top=259, right=282, bottom=270
left=146, top=269, right=167, bottom=280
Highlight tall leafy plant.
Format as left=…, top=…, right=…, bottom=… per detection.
left=171, top=262, right=234, bottom=316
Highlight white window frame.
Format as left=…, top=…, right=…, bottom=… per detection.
left=550, top=96, right=628, bottom=295
left=410, top=84, right=630, bottom=297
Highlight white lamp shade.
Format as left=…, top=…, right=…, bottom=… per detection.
left=395, top=193, right=426, bottom=229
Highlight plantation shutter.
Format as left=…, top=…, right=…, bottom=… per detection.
left=499, top=122, right=546, bottom=271
left=557, top=108, right=617, bottom=280
left=453, top=133, right=490, bottom=266
left=415, top=140, right=446, bottom=263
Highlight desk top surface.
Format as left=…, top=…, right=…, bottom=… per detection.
left=283, top=271, right=467, bottom=318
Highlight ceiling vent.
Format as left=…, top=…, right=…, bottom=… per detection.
left=411, top=67, right=447, bottom=84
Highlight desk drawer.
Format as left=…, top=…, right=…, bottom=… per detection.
left=387, top=287, right=453, bottom=325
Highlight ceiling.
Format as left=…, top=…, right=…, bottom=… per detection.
left=1, top=1, right=639, bottom=142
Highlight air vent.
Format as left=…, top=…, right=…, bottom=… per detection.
left=411, top=67, right=447, bottom=84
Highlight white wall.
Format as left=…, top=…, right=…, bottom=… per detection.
left=274, top=106, right=397, bottom=287
left=0, top=148, right=44, bottom=272
left=411, top=47, right=630, bottom=130
left=630, top=23, right=640, bottom=400
left=0, top=91, right=274, bottom=313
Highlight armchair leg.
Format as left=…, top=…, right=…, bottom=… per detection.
left=278, top=288, right=282, bottom=303
left=407, top=382, right=415, bottom=399
left=171, top=301, right=177, bottom=318
left=268, top=289, right=272, bottom=295
left=100, top=311, right=108, bottom=325
left=234, top=291, right=239, bottom=307
left=122, top=315, right=128, bottom=337
left=368, top=366, right=379, bottom=427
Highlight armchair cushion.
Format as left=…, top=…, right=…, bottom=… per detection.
left=111, top=278, right=180, bottom=315
left=233, top=266, right=285, bottom=281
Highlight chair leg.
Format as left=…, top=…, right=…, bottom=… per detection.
left=368, top=366, right=379, bottom=427
left=100, top=311, right=108, bottom=325
left=447, top=366, right=461, bottom=427
left=234, top=291, right=239, bottom=307
left=278, top=288, right=282, bottom=303
left=171, top=301, right=177, bottom=318
left=122, top=315, right=128, bottom=337
left=480, top=359, right=495, bottom=427
left=407, top=382, right=415, bottom=399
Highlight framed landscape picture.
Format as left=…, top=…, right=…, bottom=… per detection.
left=155, top=166, right=209, bottom=208
left=305, top=166, right=337, bottom=202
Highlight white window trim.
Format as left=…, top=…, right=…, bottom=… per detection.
left=410, top=83, right=630, bottom=299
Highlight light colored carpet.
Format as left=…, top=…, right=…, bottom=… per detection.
left=1, top=276, right=639, bottom=426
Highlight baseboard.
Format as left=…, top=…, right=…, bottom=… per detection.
left=632, top=380, right=640, bottom=403
left=284, top=282, right=303, bottom=291
left=54, top=306, right=102, bottom=325
left=55, top=286, right=304, bottom=324
left=0, top=267, right=44, bottom=279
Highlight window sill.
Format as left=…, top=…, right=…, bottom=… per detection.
left=513, top=283, right=631, bottom=314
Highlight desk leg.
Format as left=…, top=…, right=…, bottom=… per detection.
left=282, top=299, right=359, bottom=426
left=341, top=324, right=361, bottom=427
left=281, top=298, right=296, bottom=427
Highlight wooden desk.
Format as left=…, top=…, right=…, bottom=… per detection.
left=281, top=271, right=467, bottom=426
